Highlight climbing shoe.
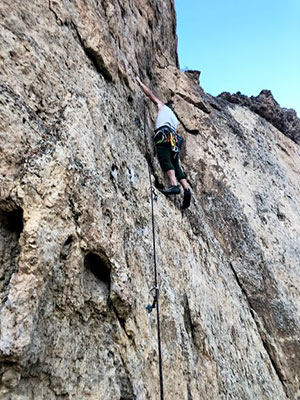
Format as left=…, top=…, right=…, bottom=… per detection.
left=182, top=189, right=191, bottom=209
left=161, top=185, right=181, bottom=196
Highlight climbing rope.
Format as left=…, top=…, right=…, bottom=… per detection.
left=143, top=100, right=164, bottom=400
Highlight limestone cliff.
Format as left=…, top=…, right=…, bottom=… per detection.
left=218, top=90, right=300, bottom=145
left=0, top=1, right=299, bottom=399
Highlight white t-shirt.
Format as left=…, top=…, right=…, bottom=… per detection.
left=155, top=105, right=179, bottom=131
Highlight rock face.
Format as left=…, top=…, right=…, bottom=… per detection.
left=219, top=90, right=300, bottom=145
left=0, top=1, right=299, bottom=399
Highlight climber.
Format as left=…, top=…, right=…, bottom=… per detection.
left=136, top=77, right=191, bottom=209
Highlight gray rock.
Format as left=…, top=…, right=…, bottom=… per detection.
left=218, top=90, right=300, bottom=144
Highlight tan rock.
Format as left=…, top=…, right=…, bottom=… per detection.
left=0, top=0, right=299, bottom=399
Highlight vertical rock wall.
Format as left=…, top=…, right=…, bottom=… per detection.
left=0, top=0, right=299, bottom=399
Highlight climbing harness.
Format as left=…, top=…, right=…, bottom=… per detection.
left=153, top=124, right=184, bottom=157
left=143, top=100, right=164, bottom=400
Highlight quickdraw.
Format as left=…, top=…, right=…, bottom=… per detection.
left=169, top=131, right=179, bottom=153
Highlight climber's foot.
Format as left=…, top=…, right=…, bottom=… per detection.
left=182, top=189, right=191, bottom=209
left=161, top=185, right=181, bottom=196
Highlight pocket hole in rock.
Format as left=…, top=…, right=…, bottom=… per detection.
left=84, top=252, right=111, bottom=288
left=0, top=206, right=23, bottom=305
left=5, top=207, right=24, bottom=236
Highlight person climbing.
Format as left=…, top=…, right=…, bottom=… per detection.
left=136, top=77, right=191, bottom=209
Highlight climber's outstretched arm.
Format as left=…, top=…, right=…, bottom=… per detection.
left=136, top=77, right=164, bottom=111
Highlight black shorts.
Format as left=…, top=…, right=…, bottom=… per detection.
left=156, top=144, right=186, bottom=181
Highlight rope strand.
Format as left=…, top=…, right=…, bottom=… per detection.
left=143, top=100, right=164, bottom=400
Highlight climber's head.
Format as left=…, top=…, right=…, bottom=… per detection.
left=165, top=99, right=174, bottom=110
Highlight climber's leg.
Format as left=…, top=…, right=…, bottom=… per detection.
left=172, top=153, right=191, bottom=209
left=156, top=144, right=180, bottom=195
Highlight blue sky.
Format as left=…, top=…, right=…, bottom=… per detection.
left=174, top=0, right=300, bottom=116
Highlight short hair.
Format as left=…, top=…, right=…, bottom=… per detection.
left=165, top=99, right=174, bottom=109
